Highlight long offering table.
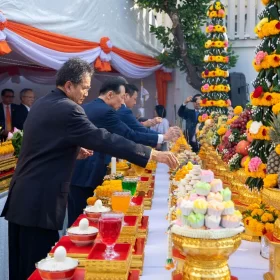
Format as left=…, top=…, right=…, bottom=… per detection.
left=0, top=165, right=269, bottom=280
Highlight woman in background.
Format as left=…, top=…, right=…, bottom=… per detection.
left=151, top=105, right=169, bottom=151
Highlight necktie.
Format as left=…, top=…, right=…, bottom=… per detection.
left=6, top=105, right=11, bottom=132
left=195, top=110, right=199, bottom=120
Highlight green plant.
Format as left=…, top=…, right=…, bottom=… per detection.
left=12, top=131, right=23, bottom=158
left=135, top=0, right=238, bottom=91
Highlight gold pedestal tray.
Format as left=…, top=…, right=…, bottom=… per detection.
left=172, top=233, right=241, bottom=280
left=0, top=173, right=13, bottom=192
left=143, top=190, right=153, bottom=210
left=263, top=233, right=280, bottom=280
left=241, top=228, right=261, bottom=243
left=131, top=238, right=145, bottom=275
left=137, top=216, right=149, bottom=240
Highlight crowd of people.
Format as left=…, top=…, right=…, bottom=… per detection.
left=0, top=88, right=35, bottom=137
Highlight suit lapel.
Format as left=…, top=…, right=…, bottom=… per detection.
left=0, top=104, right=4, bottom=121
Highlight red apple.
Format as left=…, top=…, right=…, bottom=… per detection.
left=235, top=140, right=250, bottom=156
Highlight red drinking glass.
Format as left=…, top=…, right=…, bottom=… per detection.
left=98, top=212, right=124, bottom=260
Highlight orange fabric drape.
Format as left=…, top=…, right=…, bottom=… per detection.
left=0, top=40, right=11, bottom=55
left=7, top=21, right=160, bottom=67
left=8, top=21, right=99, bottom=53
left=155, top=70, right=172, bottom=107
left=94, top=57, right=112, bottom=72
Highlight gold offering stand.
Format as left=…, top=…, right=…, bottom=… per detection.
left=172, top=233, right=241, bottom=280
left=262, top=188, right=280, bottom=280
left=0, top=156, right=17, bottom=193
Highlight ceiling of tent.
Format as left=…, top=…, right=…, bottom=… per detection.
left=0, top=0, right=162, bottom=57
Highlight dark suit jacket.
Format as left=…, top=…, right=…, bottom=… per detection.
left=1, top=89, right=151, bottom=230
left=13, top=104, right=29, bottom=130
left=117, top=105, right=159, bottom=134
left=0, top=103, right=19, bottom=130
left=178, top=105, right=198, bottom=143
left=71, top=99, right=158, bottom=188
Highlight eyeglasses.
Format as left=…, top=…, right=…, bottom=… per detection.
left=4, top=96, right=14, bottom=99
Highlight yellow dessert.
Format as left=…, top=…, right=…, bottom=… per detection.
left=94, top=179, right=123, bottom=198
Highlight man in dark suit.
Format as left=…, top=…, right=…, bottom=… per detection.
left=68, top=78, right=180, bottom=226
left=178, top=94, right=201, bottom=152
left=1, top=58, right=178, bottom=280
left=14, top=88, right=35, bottom=130
left=0, top=89, right=18, bottom=134
left=117, top=84, right=161, bottom=133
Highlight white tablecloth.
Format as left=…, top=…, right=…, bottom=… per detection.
left=142, top=164, right=268, bottom=280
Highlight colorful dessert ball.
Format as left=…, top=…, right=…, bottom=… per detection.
left=221, top=211, right=242, bottom=228
left=205, top=215, right=221, bottom=229
left=221, top=187, right=232, bottom=201
left=207, top=192, right=223, bottom=202
left=200, top=170, right=214, bottom=183
left=210, top=179, right=223, bottom=193
left=195, top=182, right=211, bottom=196
left=193, top=199, right=208, bottom=215
left=187, top=212, right=205, bottom=229
left=207, top=200, right=225, bottom=216
left=222, top=200, right=235, bottom=215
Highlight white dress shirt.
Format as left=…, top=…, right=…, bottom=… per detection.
left=23, top=104, right=30, bottom=112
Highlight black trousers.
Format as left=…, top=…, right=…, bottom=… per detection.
left=190, top=140, right=199, bottom=153
left=8, top=222, right=59, bottom=280
left=67, top=185, right=94, bottom=227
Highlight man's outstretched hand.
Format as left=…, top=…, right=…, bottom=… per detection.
left=142, top=117, right=162, bottom=127
left=151, top=150, right=179, bottom=169
left=77, top=148, right=94, bottom=160
left=163, top=126, right=181, bottom=142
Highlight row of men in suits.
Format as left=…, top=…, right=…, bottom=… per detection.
left=0, top=88, right=35, bottom=135
left=68, top=79, right=176, bottom=226
left=1, top=58, right=180, bottom=280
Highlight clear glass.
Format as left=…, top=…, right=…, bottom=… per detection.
left=99, top=212, right=124, bottom=260
left=260, top=235, right=269, bottom=259
left=111, top=191, right=131, bottom=226
left=122, top=177, right=138, bottom=196
left=111, top=191, right=131, bottom=214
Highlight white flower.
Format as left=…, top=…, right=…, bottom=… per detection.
left=266, top=80, right=271, bottom=88
left=204, top=55, right=209, bottom=62
left=249, top=121, right=263, bottom=134
left=228, top=134, right=234, bottom=142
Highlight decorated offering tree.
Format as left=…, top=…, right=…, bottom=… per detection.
left=244, top=0, right=280, bottom=190
left=200, top=0, right=230, bottom=115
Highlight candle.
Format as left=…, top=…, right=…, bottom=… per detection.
left=111, top=157, right=116, bottom=175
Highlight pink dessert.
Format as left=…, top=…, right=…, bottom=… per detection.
left=207, top=192, right=223, bottom=202
left=200, top=170, right=214, bottom=183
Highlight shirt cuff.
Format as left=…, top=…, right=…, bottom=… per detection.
left=182, top=102, right=187, bottom=106
left=158, top=134, right=164, bottom=144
